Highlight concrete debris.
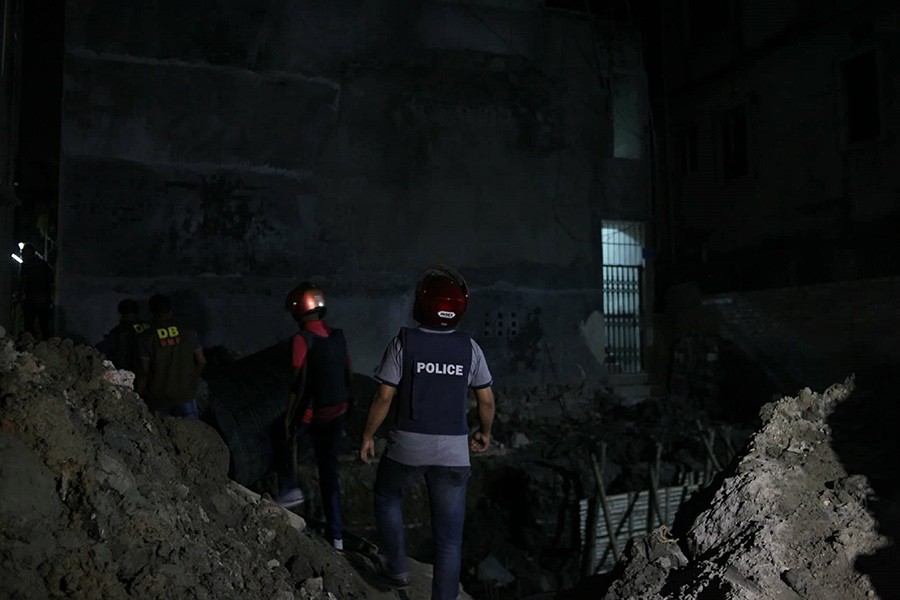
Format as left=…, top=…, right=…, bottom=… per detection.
left=3, top=328, right=897, bottom=600
left=510, top=432, right=531, bottom=449
left=100, top=360, right=135, bottom=388
left=0, top=332, right=444, bottom=599
left=476, top=555, right=516, bottom=587
left=331, top=379, right=753, bottom=597
left=598, top=379, right=900, bottom=600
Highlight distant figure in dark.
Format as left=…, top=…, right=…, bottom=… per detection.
left=136, top=294, right=206, bottom=419
left=17, top=243, right=54, bottom=340
left=277, top=282, right=352, bottom=551
left=96, top=298, right=150, bottom=372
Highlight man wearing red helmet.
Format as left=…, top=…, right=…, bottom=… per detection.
left=360, top=265, right=495, bottom=599
left=279, top=283, right=352, bottom=551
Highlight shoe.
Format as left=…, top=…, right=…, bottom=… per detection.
left=332, top=538, right=344, bottom=551
left=375, top=554, right=411, bottom=589
left=276, top=488, right=305, bottom=509
left=381, top=572, right=411, bottom=590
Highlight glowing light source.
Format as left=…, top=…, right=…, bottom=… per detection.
left=11, top=253, right=22, bottom=264
left=18, top=242, right=24, bottom=250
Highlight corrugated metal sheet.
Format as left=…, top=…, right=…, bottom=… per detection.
left=579, top=483, right=700, bottom=573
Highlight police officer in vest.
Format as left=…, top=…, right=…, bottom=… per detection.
left=279, top=283, right=352, bottom=551
left=360, top=265, right=495, bottom=598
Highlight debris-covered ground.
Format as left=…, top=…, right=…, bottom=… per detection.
left=0, top=329, right=472, bottom=600
left=590, top=377, right=900, bottom=600
left=2, top=328, right=898, bottom=599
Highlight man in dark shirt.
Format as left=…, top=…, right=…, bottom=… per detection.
left=136, top=294, right=206, bottom=419
left=17, top=244, right=54, bottom=340
left=97, top=298, right=150, bottom=372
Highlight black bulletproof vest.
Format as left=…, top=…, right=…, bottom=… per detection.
left=300, top=328, right=349, bottom=410
left=113, top=321, right=150, bottom=372
left=396, top=327, right=471, bottom=435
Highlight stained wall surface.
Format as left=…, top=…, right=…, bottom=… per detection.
left=58, top=0, right=651, bottom=384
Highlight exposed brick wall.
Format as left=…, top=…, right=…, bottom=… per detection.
left=666, top=277, right=900, bottom=394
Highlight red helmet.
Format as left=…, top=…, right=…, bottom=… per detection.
left=413, top=265, right=468, bottom=328
left=285, top=283, right=327, bottom=319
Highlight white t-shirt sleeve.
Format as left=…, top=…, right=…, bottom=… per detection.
left=469, top=339, right=493, bottom=389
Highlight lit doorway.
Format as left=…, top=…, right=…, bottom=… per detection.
left=602, top=220, right=644, bottom=373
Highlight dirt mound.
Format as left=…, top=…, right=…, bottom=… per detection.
left=598, top=380, right=899, bottom=599
left=7, top=325, right=896, bottom=600
left=0, top=329, right=377, bottom=600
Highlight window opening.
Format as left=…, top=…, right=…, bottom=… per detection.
left=602, top=220, right=644, bottom=374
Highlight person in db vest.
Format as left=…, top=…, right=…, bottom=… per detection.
left=136, top=294, right=206, bottom=419
left=359, top=265, right=495, bottom=598
left=278, top=282, right=352, bottom=551
left=96, top=298, right=150, bottom=373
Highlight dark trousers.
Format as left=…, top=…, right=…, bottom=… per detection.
left=153, top=399, right=199, bottom=419
left=23, top=301, right=52, bottom=340
left=276, top=413, right=346, bottom=542
left=374, top=457, right=470, bottom=600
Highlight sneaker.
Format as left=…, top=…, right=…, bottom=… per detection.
left=332, top=538, right=344, bottom=551
left=276, top=488, right=305, bottom=509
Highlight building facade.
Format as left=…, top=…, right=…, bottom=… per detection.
left=58, top=0, right=654, bottom=384
left=660, top=0, right=900, bottom=293
left=656, top=0, right=900, bottom=394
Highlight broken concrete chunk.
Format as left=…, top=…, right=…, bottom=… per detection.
left=477, top=554, right=516, bottom=586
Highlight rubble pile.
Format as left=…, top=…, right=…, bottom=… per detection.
left=459, top=384, right=752, bottom=596
left=0, top=329, right=380, bottom=600
left=328, top=382, right=754, bottom=598
left=488, top=382, right=751, bottom=491
left=597, top=379, right=900, bottom=599
left=3, top=326, right=897, bottom=600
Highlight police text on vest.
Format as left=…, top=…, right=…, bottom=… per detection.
left=416, top=362, right=464, bottom=376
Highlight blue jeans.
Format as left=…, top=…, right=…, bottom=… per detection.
left=374, top=457, right=470, bottom=600
left=278, top=414, right=345, bottom=542
left=153, top=399, right=199, bottom=419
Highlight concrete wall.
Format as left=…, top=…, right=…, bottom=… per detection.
left=58, top=0, right=651, bottom=385
left=660, top=0, right=900, bottom=290
left=0, top=195, right=15, bottom=330
left=0, top=0, right=23, bottom=331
